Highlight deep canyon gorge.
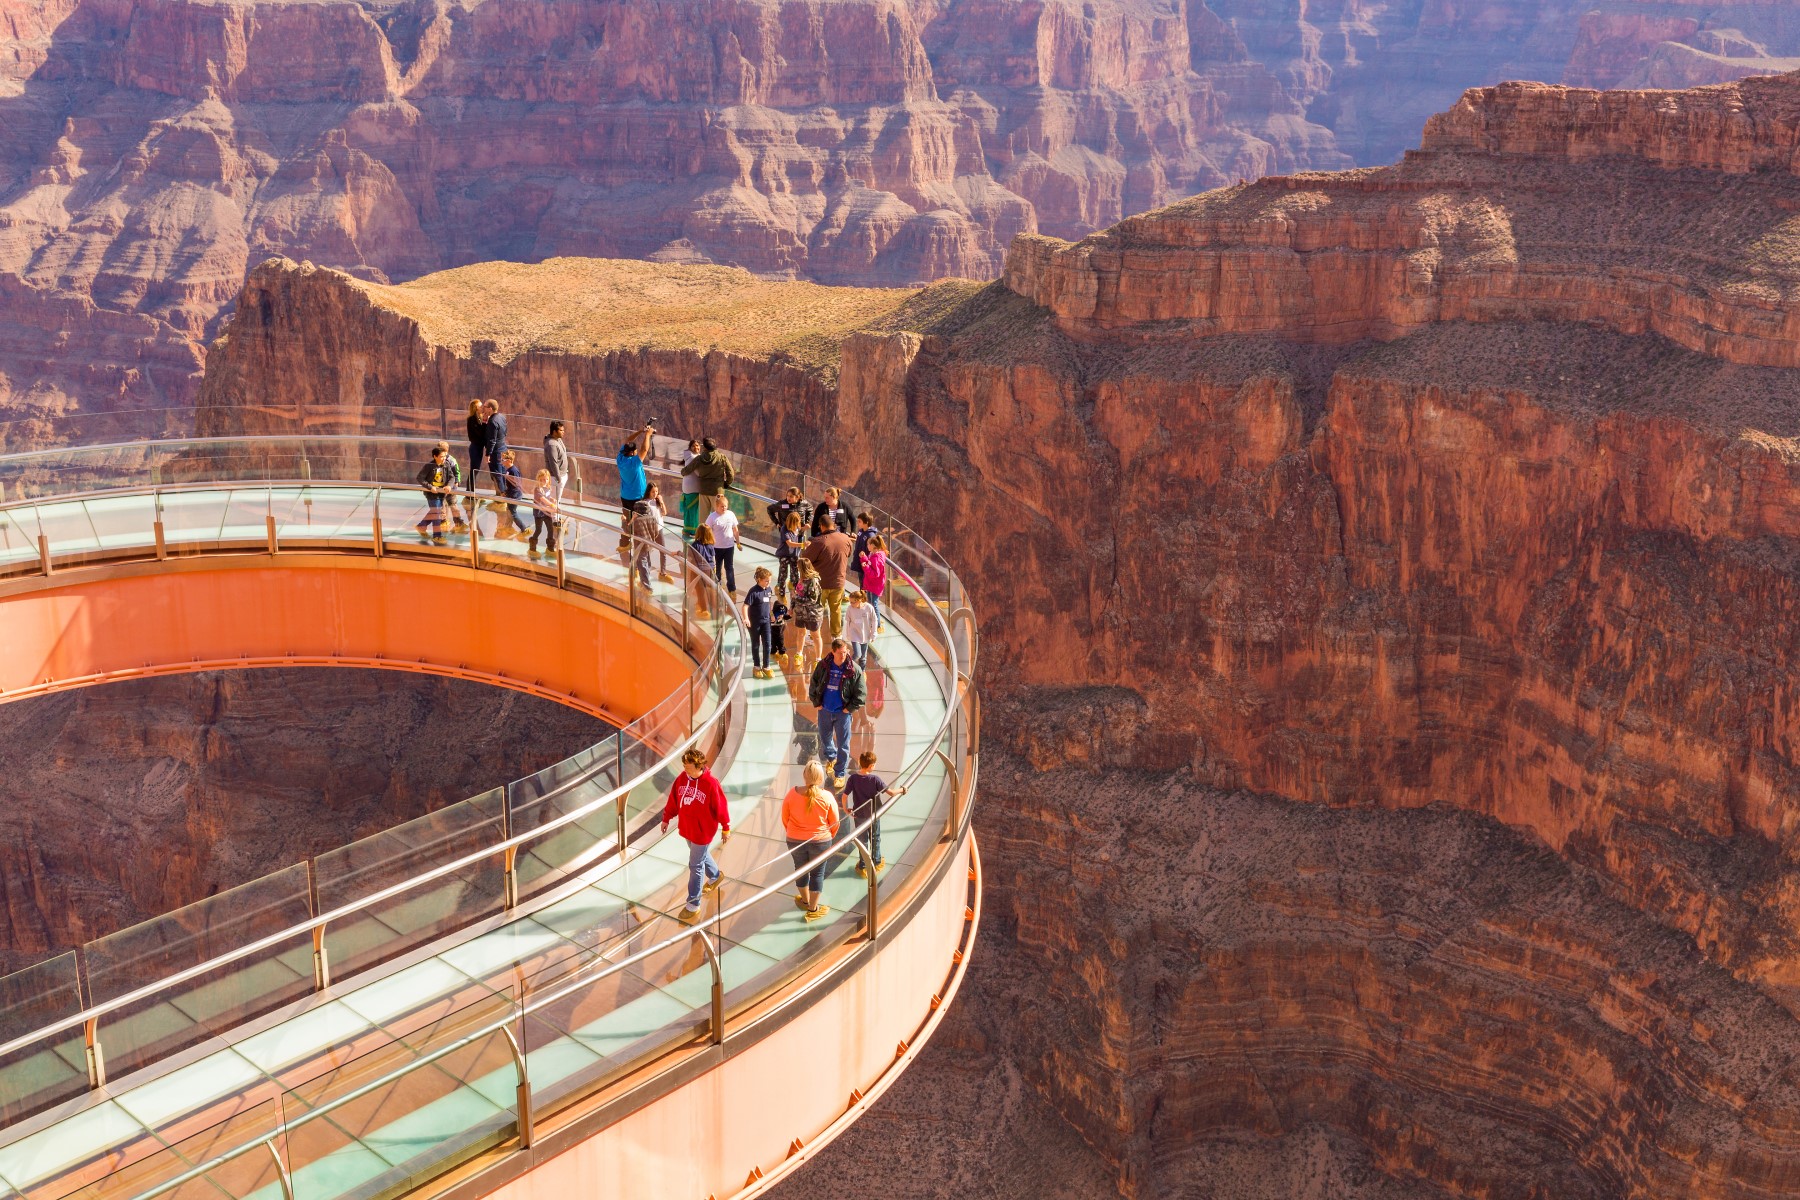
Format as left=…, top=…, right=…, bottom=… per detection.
left=3, top=0, right=1800, bottom=419
left=168, top=72, right=1800, bottom=1196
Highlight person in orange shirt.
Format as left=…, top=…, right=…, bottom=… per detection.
left=781, top=759, right=840, bottom=922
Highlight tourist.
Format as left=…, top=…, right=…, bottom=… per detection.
left=852, top=512, right=877, bottom=589
left=810, top=486, right=850, bottom=539
left=689, top=525, right=717, bottom=620
left=843, top=750, right=904, bottom=875
left=781, top=759, right=839, bottom=921
left=495, top=449, right=530, bottom=538
left=679, top=438, right=704, bottom=538
left=660, top=747, right=732, bottom=926
left=767, top=486, right=811, bottom=544
left=744, top=566, right=775, bottom=679
left=860, top=532, right=889, bottom=631
left=434, top=439, right=470, bottom=533
left=644, top=482, right=675, bottom=582
left=415, top=446, right=454, bottom=543
left=627, top=500, right=664, bottom=589
left=465, top=399, right=489, bottom=491
left=844, top=589, right=875, bottom=669
left=791, top=560, right=824, bottom=667
left=770, top=585, right=792, bottom=671
left=543, top=420, right=570, bottom=504
left=801, top=513, right=854, bottom=638
left=705, top=494, right=739, bottom=595
left=681, top=436, right=734, bottom=520
left=482, top=401, right=510, bottom=492
left=528, top=467, right=559, bottom=558
left=616, top=419, right=656, bottom=518
left=776, top=509, right=807, bottom=593
left=808, top=638, right=866, bottom=787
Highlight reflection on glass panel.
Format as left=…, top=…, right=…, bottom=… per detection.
left=316, top=790, right=507, bottom=981
left=0, top=951, right=86, bottom=1127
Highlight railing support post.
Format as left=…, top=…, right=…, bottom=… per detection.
left=555, top=544, right=565, bottom=588
left=153, top=520, right=166, bottom=560
left=265, top=514, right=278, bottom=554
left=852, top=837, right=879, bottom=943
left=935, top=748, right=961, bottom=842
left=37, top=533, right=50, bottom=576
left=469, top=520, right=481, bottom=570
left=694, top=930, right=724, bottom=1045
left=312, top=925, right=330, bottom=992
left=615, top=795, right=628, bottom=859
left=83, top=1016, right=105, bottom=1090
left=263, top=1138, right=295, bottom=1200
left=501, top=1024, right=534, bottom=1149
left=502, top=845, right=519, bottom=911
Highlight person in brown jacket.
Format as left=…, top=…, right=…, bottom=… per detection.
left=801, top=514, right=855, bottom=638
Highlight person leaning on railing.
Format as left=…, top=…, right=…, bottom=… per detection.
left=415, top=446, right=454, bottom=544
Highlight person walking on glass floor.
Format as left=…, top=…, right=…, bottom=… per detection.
left=809, top=638, right=866, bottom=788
left=661, top=748, right=732, bottom=925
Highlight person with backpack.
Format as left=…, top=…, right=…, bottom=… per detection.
left=808, top=638, right=867, bottom=788
left=791, top=560, right=824, bottom=668
left=661, top=747, right=732, bottom=925
left=781, top=759, right=839, bottom=922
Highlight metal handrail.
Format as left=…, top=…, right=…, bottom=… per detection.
left=0, top=479, right=747, bottom=1065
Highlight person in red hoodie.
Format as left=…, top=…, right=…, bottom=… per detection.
left=660, top=748, right=733, bottom=925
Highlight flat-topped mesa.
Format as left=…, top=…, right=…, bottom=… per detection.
left=1004, top=73, right=1800, bottom=367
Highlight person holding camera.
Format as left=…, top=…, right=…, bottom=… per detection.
left=616, top=419, right=656, bottom=518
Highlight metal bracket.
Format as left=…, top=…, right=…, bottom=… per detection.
left=851, top=836, right=879, bottom=942
left=501, top=1023, right=534, bottom=1148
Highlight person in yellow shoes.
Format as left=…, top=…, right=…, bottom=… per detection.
left=782, top=760, right=839, bottom=922
left=661, top=748, right=732, bottom=925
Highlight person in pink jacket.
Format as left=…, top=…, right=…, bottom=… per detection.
left=661, top=748, right=732, bottom=924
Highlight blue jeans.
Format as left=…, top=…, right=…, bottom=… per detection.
left=787, top=837, right=830, bottom=894
left=818, top=709, right=851, bottom=778
left=685, top=839, right=720, bottom=912
left=851, top=641, right=868, bottom=669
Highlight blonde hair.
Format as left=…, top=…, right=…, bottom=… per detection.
left=694, top=525, right=715, bottom=546
left=800, top=760, right=832, bottom=815
left=799, top=559, right=819, bottom=580
left=466, top=399, right=483, bottom=420
left=784, top=511, right=802, bottom=531
left=535, top=468, right=552, bottom=482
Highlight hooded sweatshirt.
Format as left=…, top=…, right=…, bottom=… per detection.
left=662, top=770, right=731, bottom=843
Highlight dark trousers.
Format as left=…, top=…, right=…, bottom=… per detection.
left=487, top=447, right=508, bottom=492
left=468, top=444, right=487, bottom=482
left=851, top=799, right=882, bottom=864
left=713, top=546, right=736, bottom=592
left=531, top=510, right=558, bottom=551
left=787, top=837, right=829, bottom=894
left=417, top=493, right=448, bottom=534
left=750, top=621, right=772, bottom=669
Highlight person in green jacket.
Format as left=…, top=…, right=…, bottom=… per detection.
left=680, top=437, right=735, bottom=513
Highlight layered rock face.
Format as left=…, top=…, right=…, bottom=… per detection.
left=0, top=668, right=608, bottom=976
left=195, top=73, right=1800, bottom=1197
left=5, top=0, right=1800, bottom=424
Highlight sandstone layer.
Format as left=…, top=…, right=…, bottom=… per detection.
left=191, top=73, right=1800, bottom=1196
left=5, top=0, right=1800, bottom=424
left=0, top=667, right=608, bottom=976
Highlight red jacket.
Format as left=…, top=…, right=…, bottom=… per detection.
left=662, top=770, right=730, bottom=844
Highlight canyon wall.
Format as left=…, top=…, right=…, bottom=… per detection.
left=196, top=72, right=1800, bottom=1197
left=4, top=0, right=1800, bottom=422
left=0, top=668, right=607, bottom=975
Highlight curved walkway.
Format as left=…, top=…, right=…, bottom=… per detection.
left=0, top=454, right=971, bottom=1200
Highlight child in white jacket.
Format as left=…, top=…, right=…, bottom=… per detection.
left=843, top=590, right=877, bottom=669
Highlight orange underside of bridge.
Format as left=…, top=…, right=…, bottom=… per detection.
left=0, top=556, right=691, bottom=724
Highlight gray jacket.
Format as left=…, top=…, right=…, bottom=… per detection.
left=543, top=435, right=569, bottom=480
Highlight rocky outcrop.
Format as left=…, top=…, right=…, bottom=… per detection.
left=0, top=668, right=607, bottom=975
left=7, top=0, right=1800, bottom=424
left=191, top=72, right=1800, bottom=1197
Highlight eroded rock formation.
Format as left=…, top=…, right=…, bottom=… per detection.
left=3, top=0, right=1799, bottom=423
left=0, top=668, right=608, bottom=975
left=172, top=70, right=1800, bottom=1196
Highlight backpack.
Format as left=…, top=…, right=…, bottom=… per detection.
left=793, top=580, right=823, bottom=629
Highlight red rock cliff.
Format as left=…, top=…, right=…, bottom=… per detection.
left=200, top=74, right=1800, bottom=1198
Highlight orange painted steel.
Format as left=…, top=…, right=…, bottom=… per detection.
left=0, top=556, right=691, bottom=726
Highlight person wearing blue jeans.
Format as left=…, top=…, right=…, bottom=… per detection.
left=807, top=638, right=866, bottom=787
left=659, top=748, right=732, bottom=925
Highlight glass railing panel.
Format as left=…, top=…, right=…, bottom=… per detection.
left=0, top=506, right=41, bottom=575
left=153, top=489, right=233, bottom=552
left=0, top=952, right=86, bottom=1128
left=315, top=789, right=507, bottom=981
left=271, top=485, right=379, bottom=544
left=82, top=863, right=315, bottom=1081
left=59, top=1095, right=288, bottom=1200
